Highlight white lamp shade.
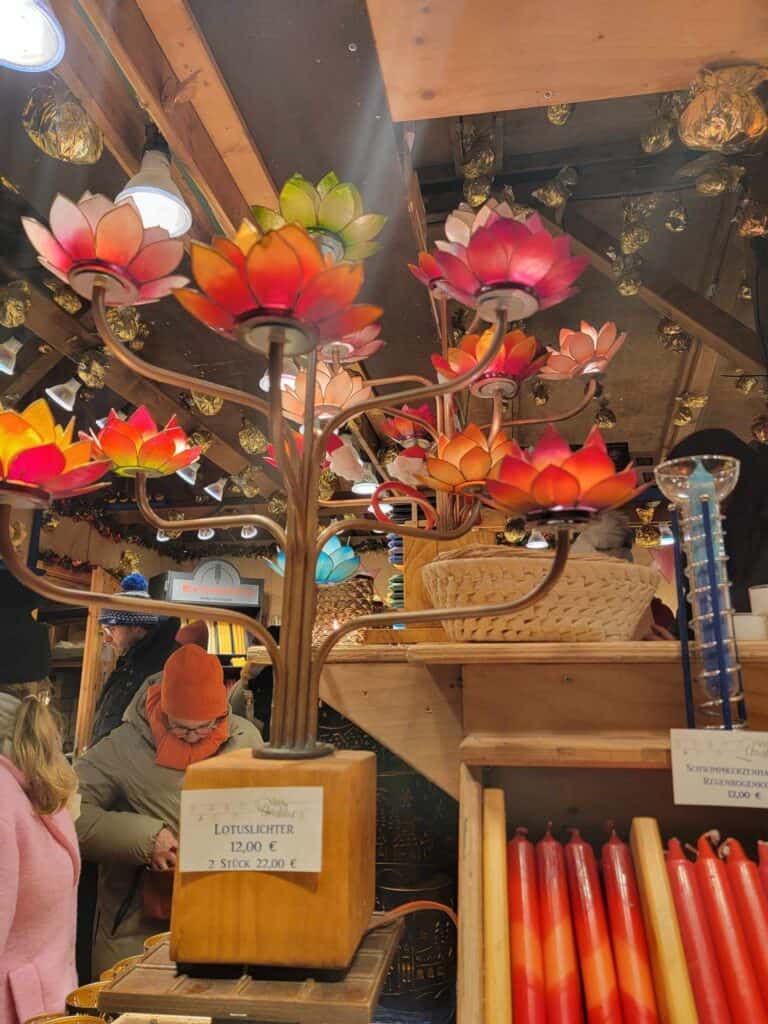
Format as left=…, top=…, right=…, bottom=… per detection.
left=526, top=529, right=549, bottom=549
left=156, top=529, right=170, bottom=543
left=352, top=465, right=378, bottom=496
left=0, top=337, right=23, bottom=375
left=45, top=377, right=81, bottom=412
left=176, top=459, right=200, bottom=486
left=240, top=525, right=259, bottom=539
left=0, top=1, right=66, bottom=73
left=197, top=526, right=215, bottom=541
left=116, top=150, right=192, bottom=238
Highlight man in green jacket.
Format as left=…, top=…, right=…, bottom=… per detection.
left=75, top=645, right=262, bottom=976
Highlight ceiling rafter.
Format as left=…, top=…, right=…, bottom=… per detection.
left=0, top=347, right=64, bottom=403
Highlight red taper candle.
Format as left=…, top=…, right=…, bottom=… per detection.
left=721, top=837, right=768, bottom=1009
left=565, top=828, right=624, bottom=1024
left=758, top=841, right=768, bottom=902
left=695, top=831, right=768, bottom=1024
left=602, top=831, right=659, bottom=1024
left=536, top=827, right=584, bottom=1024
left=507, top=827, right=546, bottom=1024
left=666, top=838, right=732, bottom=1024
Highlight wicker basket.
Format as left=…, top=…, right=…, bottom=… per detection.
left=421, top=545, right=660, bottom=642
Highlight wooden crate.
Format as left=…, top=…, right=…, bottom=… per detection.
left=99, top=918, right=403, bottom=1023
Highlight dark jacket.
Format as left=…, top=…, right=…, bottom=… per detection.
left=90, top=618, right=179, bottom=747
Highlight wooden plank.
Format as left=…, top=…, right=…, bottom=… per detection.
left=73, top=0, right=251, bottom=234
left=458, top=763, right=483, bottom=1024
left=409, top=640, right=768, bottom=664
left=482, top=789, right=512, bottom=1024
left=366, top=0, right=768, bottom=121
left=0, top=348, right=63, bottom=401
left=461, top=731, right=672, bottom=770
left=74, top=567, right=118, bottom=755
left=133, top=0, right=276, bottom=208
left=556, top=208, right=765, bottom=373
left=321, top=661, right=463, bottom=798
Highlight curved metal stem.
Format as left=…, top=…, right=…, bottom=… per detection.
left=316, top=501, right=480, bottom=554
left=379, top=406, right=439, bottom=443
left=488, top=390, right=504, bottom=444
left=135, top=474, right=286, bottom=547
left=268, top=341, right=301, bottom=503
left=498, top=379, right=598, bottom=428
left=305, top=528, right=570, bottom=738
left=0, top=504, right=283, bottom=687
left=364, top=374, right=434, bottom=390
left=92, top=284, right=271, bottom=419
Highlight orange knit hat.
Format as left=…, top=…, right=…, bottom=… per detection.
left=160, top=645, right=227, bottom=721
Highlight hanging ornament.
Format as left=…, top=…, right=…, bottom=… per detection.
left=41, top=510, right=60, bottom=532
left=128, top=320, right=150, bottom=353
left=105, top=305, right=140, bottom=342
left=463, top=174, right=493, bottom=208
left=673, top=403, right=694, bottom=426
left=77, top=351, right=108, bottom=389
left=188, top=429, right=214, bottom=454
left=10, top=520, right=28, bottom=550
left=531, top=380, right=550, bottom=406
left=752, top=413, right=768, bottom=444
left=735, top=373, right=759, bottom=395
left=43, top=277, right=82, bottom=314
left=695, top=161, right=745, bottom=196
left=268, top=492, right=288, bottom=518
left=620, top=194, right=658, bottom=254
left=606, top=249, right=643, bottom=296
left=450, top=307, right=468, bottom=345
left=634, top=504, right=662, bottom=547
left=679, top=66, right=768, bottom=154
left=665, top=197, right=688, bottom=232
left=163, top=510, right=185, bottom=540
left=318, top=468, right=338, bottom=501
left=657, top=317, right=693, bottom=352
left=379, top=446, right=398, bottom=470
left=594, top=399, right=617, bottom=429
left=640, top=92, right=687, bottom=154
left=546, top=103, right=573, bottom=126
left=460, top=124, right=496, bottom=208
left=238, top=417, right=268, bottom=455
left=616, top=273, right=642, bottom=297
left=232, top=465, right=261, bottom=499
left=678, top=391, right=709, bottom=410
left=621, top=224, right=651, bottom=254
left=190, top=391, right=223, bottom=417
left=0, top=281, right=30, bottom=328
left=735, top=196, right=768, bottom=238
left=532, top=166, right=577, bottom=209
left=117, top=550, right=141, bottom=577
left=22, top=83, right=103, bottom=165
left=738, top=278, right=753, bottom=301
left=500, top=185, right=534, bottom=220
left=502, top=517, right=527, bottom=544
left=78, top=388, right=96, bottom=403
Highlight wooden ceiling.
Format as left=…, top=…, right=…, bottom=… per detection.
left=0, top=0, right=766, bottom=540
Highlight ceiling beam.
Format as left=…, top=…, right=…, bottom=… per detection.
left=66, top=0, right=252, bottom=235
left=552, top=207, right=765, bottom=373
left=366, top=0, right=768, bottom=121
left=0, top=347, right=64, bottom=403
left=132, top=0, right=276, bottom=208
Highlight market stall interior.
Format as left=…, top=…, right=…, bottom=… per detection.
left=2, top=2, right=768, bottom=1023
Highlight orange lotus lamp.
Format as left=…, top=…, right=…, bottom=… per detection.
left=85, top=406, right=200, bottom=479
left=381, top=403, right=436, bottom=446
left=485, top=423, right=642, bottom=525
left=432, top=327, right=546, bottom=398
left=22, top=192, right=187, bottom=306
left=0, top=398, right=110, bottom=507
left=539, top=321, right=627, bottom=379
left=173, top=222, right=382, bottom=357
left=420, top=423, right=519, bottom=494
left=281, top=363, right=372, bottom=422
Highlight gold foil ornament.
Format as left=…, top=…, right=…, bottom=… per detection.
left=752, top=413, right=768, bottom=444
left=678, top=391, right=709, bottom=410
left=621, top=224, right=651, bottom=254
left=10, top=520, right=27, bottom=550
left=673, top=403, right=694, bottom=426
left=617, top=274, right=642, bottom=297
left=117, top=550, right=140, bottom=577
left=0, top=281, right=30, bottom=329
left=238, top=418, right=268, bottom=455
left=738, top=279, right=753, bottom=302
left=463, top=174, right=492, bottom=208
left=532, top=166, right=577, bottom=209
left=695, top=162, right=745, bottom=195
left=163, top=510, right=185, bottom=540
left=531, top=380, right=549, bottom=406
left=679, top=66, right=768, bottom=154
left=77, top=352, right=107, bottom=389
left=190, top=391, right=223, bottom=417
left=546, top=103, right=573, bottom=126
left=105, top=305, right=141, bottom=342
left=735, top=373, right=759, bottom=395
left=268, top=492, right=288, bottom=518
left=41, top=510, right=60, bottom=532
left=503, top=518, right=527, bottom=544
left=232, top=465, right=261, bottom=499
left=462, top=146, right=495, bottom=179
left=657, top=317, right=693, bottom=352
left=188, top=429, right=213, bottom=454
left=22, top=84, right=103, bottom=165
left=500, top=185, right=534, bottom=220
left=665, top=198, right=688, bottom=232
left=318, top=468, right=337, bottom=501
left=624, top=194, right=661, bottom=223
left=641, top=116, right=674, bottom=155
left=635, top=523, right=661, bottom=547
left=735, top=197, right=768, bottom=238
left=43, top=278, right=82, bottom=314
left=594, top=400, right=617, bottom=429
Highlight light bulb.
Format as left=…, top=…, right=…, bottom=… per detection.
left=526, top=529, right=549, bottom=549
left=0, top=1, right=66, bottom=73
left=197, top=526, right=215, bottom=541
left=369, top=502, right=393, bottom=515
left=176, top=460, right=200, bottom=486
left=258, top=364, right=298, bottom=393
left=116, top=148, right=192, bottom=238
left=241, top=525, right=258, bottom=539
left=0, top=337, right=23, bottom=375
left=156, top=529, right=170, bottom=543
left=203, top=477, right=226, bottom=502
left=45, top=377, right=81, bottom=411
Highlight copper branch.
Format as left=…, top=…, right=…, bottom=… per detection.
left=500, top=379, right=598, bottom=428
left=91, top=283, right=271, bottom=419
left=135, top=474, right=286, bottom=547
left=0, top=504, right=283, bottom=684
left=315, top=501, right=480, bottom=555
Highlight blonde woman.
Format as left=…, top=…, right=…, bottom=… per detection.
left=0, top=691, right=80, bottom=1024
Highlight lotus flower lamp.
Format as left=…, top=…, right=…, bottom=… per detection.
left=539, top=321, right=627, bottom=380
left=268, top=535, right=360, bottom=587
left=433, top=327, right=546, bottom=398
left=85, top=406, right=200, bottom=479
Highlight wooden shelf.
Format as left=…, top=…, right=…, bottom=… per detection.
left=461, top=731, right=672, bottom=770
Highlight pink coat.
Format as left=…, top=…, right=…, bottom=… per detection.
left=0, top=756, right=80, bottom=1024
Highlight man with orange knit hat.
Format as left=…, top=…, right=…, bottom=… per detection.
left=74, top=644, right=261, bottom=976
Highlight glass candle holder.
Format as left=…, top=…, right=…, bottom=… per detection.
left=655, top=455, right=746, bottom=729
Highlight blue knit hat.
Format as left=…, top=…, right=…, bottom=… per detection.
left=99, top=573, right=160, bottom=627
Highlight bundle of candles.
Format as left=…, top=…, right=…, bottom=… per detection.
left=482, top=792, right=768, bottom=1024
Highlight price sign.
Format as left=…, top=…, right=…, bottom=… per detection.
left=179, top=786, right=323, bottom=873
left=671, top=728, right=768, bottom=808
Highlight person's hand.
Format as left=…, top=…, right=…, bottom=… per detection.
left=150, top=827, right=178, bottom=871
left=642, top=623, right=676, bottom=641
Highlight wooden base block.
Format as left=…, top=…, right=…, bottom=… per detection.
left=170, top=748, right=376, bottom=970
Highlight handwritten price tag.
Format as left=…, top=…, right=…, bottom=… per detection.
left=179, top=786, right=323, bottom=873
left=671, top=728, right=768, bottom=808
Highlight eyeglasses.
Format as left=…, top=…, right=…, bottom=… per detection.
left=166, top=714, right=227, bottom=738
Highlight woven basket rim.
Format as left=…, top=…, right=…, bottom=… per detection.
left=430, top=544, right=648, bottom=565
